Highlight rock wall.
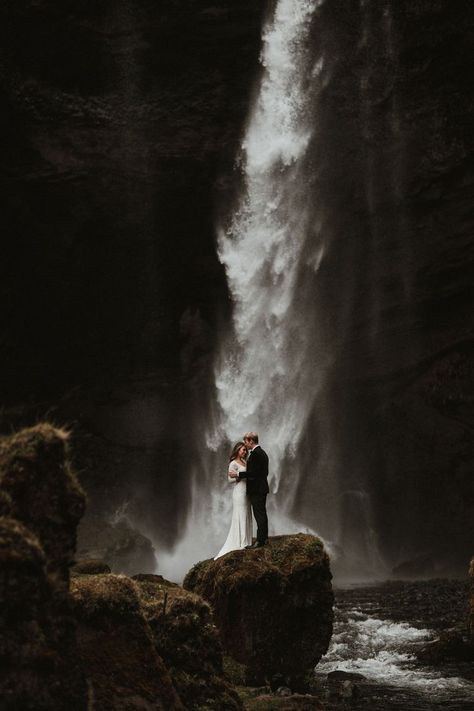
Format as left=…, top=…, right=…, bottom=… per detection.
left=287, top=0, right=474, bottom=573
left=0, top=0, right=266, bottom=542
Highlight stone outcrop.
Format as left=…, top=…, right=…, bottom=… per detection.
left=71, top=574, right=182, bottom=710
left=0, top=517, right=70, bottom=710
left=0, top=425, right=88, bottom=709
left=0, top=423, right=86, bottom=593
left=184, top=534, right=334, bottom=688
left=135, top=574, right=242, bottom=710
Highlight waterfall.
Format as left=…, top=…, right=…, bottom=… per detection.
left=158, top=0, right=328, bottom=582
left=212, top=0, right=323, bottom=491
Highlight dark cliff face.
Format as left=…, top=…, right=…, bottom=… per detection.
left=1, top=1, right=473, bottom=570
left=0, top=1, right=266, bottom=541
left=290, top=0, right=474, bottom=572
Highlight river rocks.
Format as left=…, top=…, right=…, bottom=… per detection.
left=184, top=534, right=334, bottom=688
left=0, top=424, right=86, bottom=593
left=416, top=630, right=474, bottom=664
left=71, top=574, right=182, bottom=710
left=136, top=574, right=242, bottom=710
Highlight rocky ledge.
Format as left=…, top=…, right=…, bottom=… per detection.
left=184, top=534, right=334, bottom=689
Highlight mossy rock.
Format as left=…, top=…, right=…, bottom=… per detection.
left=71, top=574, right=182, bottom=709
left=71, top=558, right=111, bottom=576
left=0, top=423, right=86, bottom=592
left=136, top=578, right=242, bottom=710
left=184, top=534, right=334, bottom=687
left=0, top=517, right=87, bottom=710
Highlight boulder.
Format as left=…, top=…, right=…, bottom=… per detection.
left=416, top=630, right=474, bottom=664
left=135, top=575, right=242, bottom=710
left=71, top=558, right=111, bottom=576
left=77, top=513, right=157, bottom=576
left=71, top=574, right=182, bottom=710
left=0, top=424, right=86, bottom=593
left=0, top=424, right=89, bottom=709
left=0, top=517, right=86, bottom=710
left=184, top=534, right=334, bottom=688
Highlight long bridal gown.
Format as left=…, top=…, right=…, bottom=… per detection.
left=214, top=460, right=253, bottom=559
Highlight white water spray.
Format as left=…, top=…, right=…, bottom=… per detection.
left=212, top=0, right=324, bottom=491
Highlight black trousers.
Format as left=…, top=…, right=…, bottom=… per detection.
left=249, top=493, right=268, bottom=543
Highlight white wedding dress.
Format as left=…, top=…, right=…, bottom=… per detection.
left=214, top=460, right=253, bottom=559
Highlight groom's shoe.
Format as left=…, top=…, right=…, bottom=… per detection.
left=246, top=541, right=265, bottom=549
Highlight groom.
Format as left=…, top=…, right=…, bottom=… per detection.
left=239, top=431, right=269, bottom=548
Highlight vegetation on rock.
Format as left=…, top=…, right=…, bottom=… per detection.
left=136, top=575, right=242, bottom=710
left=71, top=574, right=183, bottom=710
left=184, top=534, right=334, bottom=688
left=0, top=424, right=89, bottom=709
left=0, top=423, right=86, bottom=592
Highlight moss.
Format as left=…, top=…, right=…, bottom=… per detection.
left=136, top=579, right=242, bottom=710
left=71, top=573, right=182, bottom=709
left=0, top=423, right=86, bottom=592
left=0, top=517, right=87, bottom=710
left=184, top=534, right=334, bottom=687
left=70, top=573, right=142, bottom=622
left=71, top=558, right=111, bottom=575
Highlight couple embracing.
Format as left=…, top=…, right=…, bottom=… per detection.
left=214, top=432, right=269, bottom=559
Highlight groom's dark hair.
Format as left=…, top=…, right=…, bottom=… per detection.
left=244, top=431, right=259, bottom=444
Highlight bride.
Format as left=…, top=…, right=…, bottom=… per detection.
left=214, top=441, right=253, bottom=559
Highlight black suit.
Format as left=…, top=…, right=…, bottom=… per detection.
left=240, top=445, right=269, bottom=544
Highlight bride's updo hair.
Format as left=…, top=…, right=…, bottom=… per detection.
left=229, top=441, right=246, bottom=462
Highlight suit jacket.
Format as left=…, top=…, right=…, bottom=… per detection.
left=240, top=446, right=269, bottom=495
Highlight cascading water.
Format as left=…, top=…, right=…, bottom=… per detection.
left=158, top=0, right=330, bottom=582
left=212, top=0, right=324, bottom=492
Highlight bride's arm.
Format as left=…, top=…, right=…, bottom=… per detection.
left=228, top=462, right=239, bottom=480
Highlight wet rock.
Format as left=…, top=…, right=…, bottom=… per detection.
left=0, top=424, right=86, bottom=593
left=71, top=573, right=182, bottom=710
left=71, top=558, right=111, bottom=576
left=77, top=513, right=157, bottom=576
left=0, top=517, right=86, bottom=710
left=392, top=555, right=436, bottom=579
left=136, top=575, right=242, bottom=710
left=183, top=534, right=334, bottom=688
left=327, top=670, right=367, bottom=682
left=416, top=629, right=474, bottom=664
